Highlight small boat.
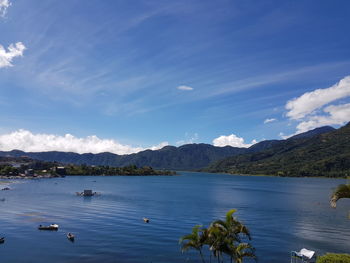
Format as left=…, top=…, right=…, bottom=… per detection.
left=67, top=233, right=75, bottom=242
left=0, top=237, right=4, bottom=244
left=38, top=224, right=59, bottom=231
left=76, top=190, right=99, bottom=196
left=1, top=187, right=10, bottom=191
left=143, top=217, right=150, bottom=223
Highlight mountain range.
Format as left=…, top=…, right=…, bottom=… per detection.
left=206, top=123, right=349, bottom=177
left=0, top=126, right=335, bottom=172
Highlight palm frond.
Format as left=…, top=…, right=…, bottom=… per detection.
left=330, top=184, right=350, bottom=208
left=226, top=209, right=237, bottom=223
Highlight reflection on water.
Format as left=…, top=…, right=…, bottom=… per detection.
left=0, top=173, right=349, bottom=263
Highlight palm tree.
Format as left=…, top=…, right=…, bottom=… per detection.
left=180, top=210, right=255, bottom=263
left=233, top=243, right=256, bottom=263
left=211, top=209, right=251, bottom=242
left=179, top=225, right=207, bottom=263
left=208, top=209, right=255, bottom=263
left=330, top=184, right=350, bottom=208
left=207, top=225, right=228, bottom=263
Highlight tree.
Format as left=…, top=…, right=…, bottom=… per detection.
left=234, top=243, right=256, bottom=263
left=209, top=209, right=254, bottom=263
left=179, top=225, right=207, bottom=263
left=211, top=209, right=251, bottom=242
left=180, top=210, right=256, bottom=263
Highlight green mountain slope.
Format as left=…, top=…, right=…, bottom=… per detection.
left=0, top=126, right=335, bottom=171
left=206, top=123, right=350, bottom=177
left=0, top=144, right=247, bottom=170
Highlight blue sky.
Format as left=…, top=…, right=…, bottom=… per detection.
left=0, top=0, right=350, bottom=154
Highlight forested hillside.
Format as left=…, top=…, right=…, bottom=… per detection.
left=206, top=124, right=349, bottom=177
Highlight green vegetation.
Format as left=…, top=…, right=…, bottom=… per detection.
left=317, top=253, right=350, bottom=263
left=206, top=123, right=350, bottom=177
left=0, top=126, right=333, bottom=171
left=330, top=184, right=350, bottom=208
left=65, top=164, right=175, bottom=176
left=0, top=165, right=19, bottom=176
left=0, top=156, right=175, bottom=177
left=180, top=209, right=256, bottom=263
left=0, top=144, right=247, bottom=171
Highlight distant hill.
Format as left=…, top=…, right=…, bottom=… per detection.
left=205, top=124, right=349, bottom=177
left=0, top=125, right=335, bottom=171
left=287, top=126, right=335, bottom=140
left=0, top=144, right=247, bottom=170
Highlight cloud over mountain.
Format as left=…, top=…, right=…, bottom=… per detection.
left=0, top=129, right=168, bottom=154
left=286, top=75, right=350, bottom=134
left=286, top=76, right=350, bottom=120
left=213, top=134, right=257, bottom=148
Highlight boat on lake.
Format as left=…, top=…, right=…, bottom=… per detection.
left=143, top=217, right=150, bottom=223
left=0, top=237, right=4, bottom=244
left=76, top=189, right=99, bottom=196
left=67, top=233, right=75, bottom=242
left=38, top=224, right=59, bottom=231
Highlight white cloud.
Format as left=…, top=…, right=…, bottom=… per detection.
left=213, top=134, right=257, bottom=148
left=295, top=103, right=350, bottom=133
left=177, top=85, right=193, bottom=91
left=0, top=129, right=168, bottom=155
left=264, top=118, right=277, bottom=124
left=149, top=141, right=169, bottom=151
left=284, top=76, right=350, bottom=135
left=176, top=133, right=199, bottom=146
left=0, top=42, right=26, bottom=68
left=286, top=76, right=350, bottom=120
left=0, top=0, right=10, bottom=18
left=278, top=132, right=290, bottom=140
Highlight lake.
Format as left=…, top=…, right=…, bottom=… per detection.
left=0, top=172, right=349, bottom=262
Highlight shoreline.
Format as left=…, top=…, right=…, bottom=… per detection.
left=0, top=173, right=177, bottom=180
left=200, top=171, right=348, bottom=179
left=1, top=172, right=345, bottom=180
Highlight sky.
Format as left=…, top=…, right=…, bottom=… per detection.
left=0, top=0, right=350, bottom=154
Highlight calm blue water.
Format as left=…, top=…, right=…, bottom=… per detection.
left=0, top=172, right=349, bottom=263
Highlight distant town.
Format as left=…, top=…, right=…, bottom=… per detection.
left=0, top=156, right=175, bottom=178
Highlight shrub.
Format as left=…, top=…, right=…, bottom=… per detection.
left=317, top=253, right=350, bottom=263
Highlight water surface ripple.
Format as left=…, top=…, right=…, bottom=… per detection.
left=0, top=172, right=349, bottom=262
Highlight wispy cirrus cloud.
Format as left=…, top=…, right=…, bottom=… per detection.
left=0, top=0, right=10, bottom=18
left=176, top=132, right=199, bottom=146
left=177, top=85, right=193, bottom=91
left=285, top=75, right=350, bottom=134
left=0, top=129, right=168, bottom=155
left=213, top=134, right=257, bottom=148
left=264, top=118, right=277, bottom=124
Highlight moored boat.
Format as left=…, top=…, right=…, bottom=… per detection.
left=38, top=224, right=59, bottom=231
left=76, top=189, right=99, bottom=196
left=67, top=232, right=75, bottom=242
